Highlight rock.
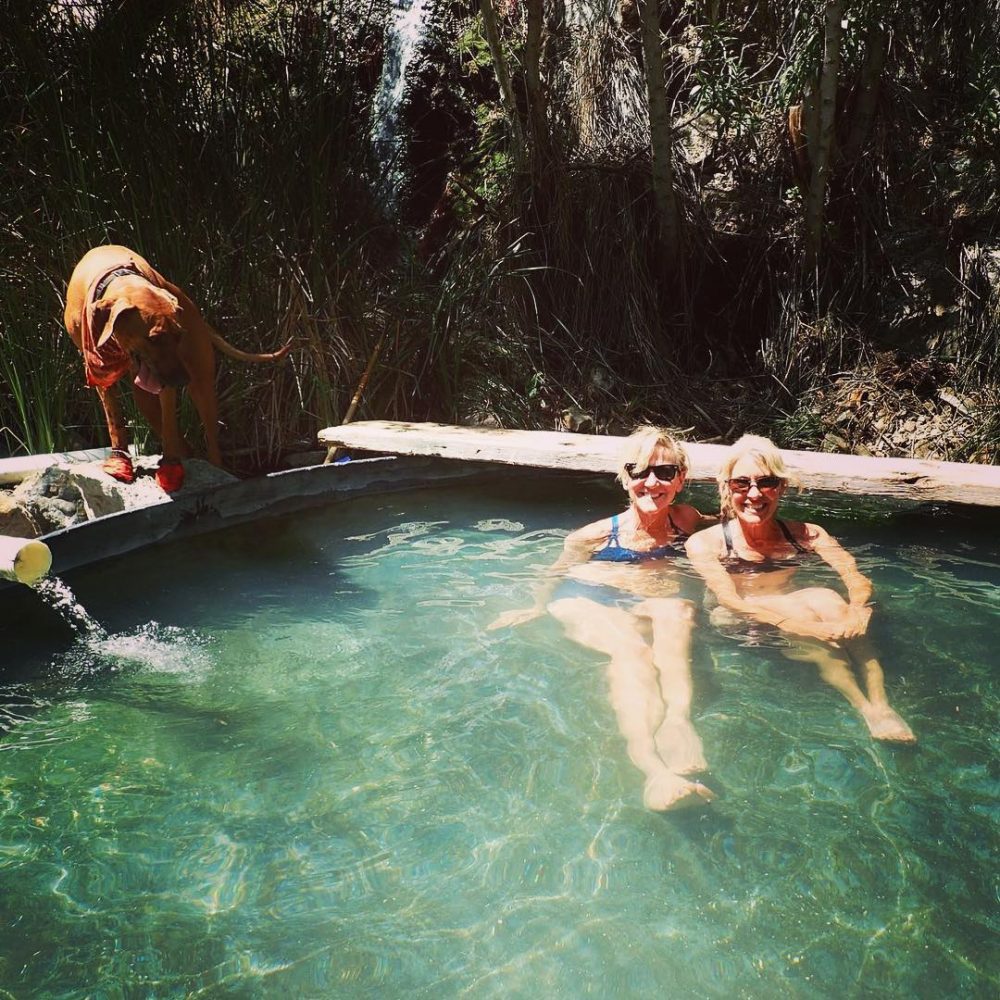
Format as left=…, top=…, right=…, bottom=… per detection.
left=822, top=432, right=850, bottom=453
left=49, top=498, right=78, bottom=517
left=464, top=411, right=501, bottom=429
left=14, top=464, right=122, bottom=527
left=938, top=390, right=971, bottom=416
left=156, top=458, right=237, bottom=494
left=0, top=493, right=40, bottom=538
left=10, top=457, right=237, bottom=532
left=560, top=406, right=595, bottom=433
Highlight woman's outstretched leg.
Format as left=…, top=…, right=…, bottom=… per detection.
left=549, top=597, right=714, bottom=811
left=843, top=635, right=916, bottom=743
left=634, top=598, right=707, bottom=775
left=766, top=587, right=916, bottom=744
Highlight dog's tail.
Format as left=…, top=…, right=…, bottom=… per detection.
left=210, top=331, right=294, bottom=364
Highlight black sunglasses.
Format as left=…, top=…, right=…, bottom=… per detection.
left=624, top=463, right=679, bottom=482
left=727, top=475, right=784, bottom=491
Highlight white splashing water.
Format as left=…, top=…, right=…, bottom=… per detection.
left=29, top=577, right=213, bottom=682
left=370, top=0, right=433, bottom=209
left=32, top=577, right=106, bottom=638
left=53, top=622, right=215, bottom=683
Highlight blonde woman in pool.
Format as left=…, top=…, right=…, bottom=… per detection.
left=489, top=426, right=717, bottom=811
left=685, top=434, right=915, bottom=744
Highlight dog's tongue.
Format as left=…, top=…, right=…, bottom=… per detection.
left=133, top=360, right=163, bottom=395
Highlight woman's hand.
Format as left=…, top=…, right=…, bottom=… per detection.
left=487, top=607, right=545, bottom=630
left=774, top=604, right=871, bottom=642
left=839, top=603, right=872, bottom=638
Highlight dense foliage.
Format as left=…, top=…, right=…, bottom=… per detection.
left=1, top=0, right=997, bottom=467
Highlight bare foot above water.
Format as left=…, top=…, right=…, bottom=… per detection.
left=643, top=771, right=716, bottom=811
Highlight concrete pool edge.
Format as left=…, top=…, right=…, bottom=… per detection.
left=0, top=455, right=512, bottom=592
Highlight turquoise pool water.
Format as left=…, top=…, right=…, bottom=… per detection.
left=1, top=475, right=997, bottom=997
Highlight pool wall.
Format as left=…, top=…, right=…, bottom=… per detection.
left=0, top=455, right=506, bottom=593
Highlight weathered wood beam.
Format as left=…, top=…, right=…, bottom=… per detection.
left=318, top=421, right=1000, bottom=508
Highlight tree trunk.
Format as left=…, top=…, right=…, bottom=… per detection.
left=524, top=0, right=551, bottom=172
left=804, top=0, right=844, bottom=267
left=637, top=0, right=682, bottom=271
left=479, top=0, right=525, bottom=168
left=842, top=19, right=887, bottom=163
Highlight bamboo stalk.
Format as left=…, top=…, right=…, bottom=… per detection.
left=637, top=0, right=682, bottom=269
left=323, top=331, right=388, bottom=464
left=479, top=0, right=525, bottom=166
left=805, top=0, right=845, bottom=266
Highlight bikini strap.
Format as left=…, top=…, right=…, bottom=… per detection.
left=667, top=511, right=688, bottom=540
left=608, top=514, right=620, bottom=545
left=777, top=519, right=808, bottom=554
left=721, top=518, right=734, bottom=556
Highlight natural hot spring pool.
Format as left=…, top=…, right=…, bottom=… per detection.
left=1, top=473, right=997, bottom=997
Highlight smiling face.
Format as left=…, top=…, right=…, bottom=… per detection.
left=624, top=443, right=687, bottom=514
left=726, top=455, right=786, bottom=525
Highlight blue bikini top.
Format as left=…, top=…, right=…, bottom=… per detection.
left=591, top=513, right=688, bottom=563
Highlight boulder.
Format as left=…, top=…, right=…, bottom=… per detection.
left=0, top=492, right=41, bottom=538
left=10, top=457, right=237, bottom=532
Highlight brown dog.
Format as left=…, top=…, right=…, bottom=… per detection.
left=64, top=245, right=292, bottom=491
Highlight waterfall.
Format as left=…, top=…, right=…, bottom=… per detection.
left=370, top=0, right=434, bottom=212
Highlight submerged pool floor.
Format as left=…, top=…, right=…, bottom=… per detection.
left=1, top=476, right=997, bottom=997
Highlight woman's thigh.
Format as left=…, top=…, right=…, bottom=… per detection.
left=548, top=596, right=648, bottom=656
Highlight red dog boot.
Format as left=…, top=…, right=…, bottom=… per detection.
left=102, top=448, right=135, bottom=484
left=155, top=458, right=185, bottom=493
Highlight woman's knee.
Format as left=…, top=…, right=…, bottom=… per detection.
left=800, top=587, right=849, bottom=618
left=547, top=597, right=586, bottom=621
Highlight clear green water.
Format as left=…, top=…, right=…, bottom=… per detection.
left=1, top=475, right=997, bottom=998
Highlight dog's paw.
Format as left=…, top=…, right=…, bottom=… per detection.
left=102, top=450, right=136, bottom=484
left=155, top=459, right=185, bottom=493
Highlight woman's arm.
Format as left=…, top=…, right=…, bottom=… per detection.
left=487, top=520, right=606, bottom=629
left=805, top=523, right=873, bottom=637
left=807, top=524, right=873, bottom=606
left=685, top=526, right=861, bottom=641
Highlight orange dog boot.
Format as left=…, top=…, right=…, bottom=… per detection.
left=102, top=449, right=135, bottom=484
left=155, top=458, right=185, bottom=493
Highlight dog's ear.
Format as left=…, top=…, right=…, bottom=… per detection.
left=94, top=298, right=140, bottom=348
left=154, top=288, right=180, bottom=315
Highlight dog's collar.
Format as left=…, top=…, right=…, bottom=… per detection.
left=93, top=264, right=142, bottom=302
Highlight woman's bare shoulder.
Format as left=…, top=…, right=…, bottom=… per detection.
left=565, top=517, right=613, bottom=549
left=797, top=521, right=837, bottom=547
left=684, top=522, right=724, bottom=554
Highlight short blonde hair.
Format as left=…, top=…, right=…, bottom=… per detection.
left=616, top=425, right=689, bottom=489
left=717, top=434, right=796, bottom=517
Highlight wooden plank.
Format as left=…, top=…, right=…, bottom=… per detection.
left=318, top=420, right=1000, bottom=508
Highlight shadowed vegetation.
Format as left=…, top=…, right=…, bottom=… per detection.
left=1, top=0, right=997, bottom=468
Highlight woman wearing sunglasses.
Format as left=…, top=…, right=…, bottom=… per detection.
left=686, top=434, right=915, bottom=743
left=489, top=426, right=717, bottom=811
